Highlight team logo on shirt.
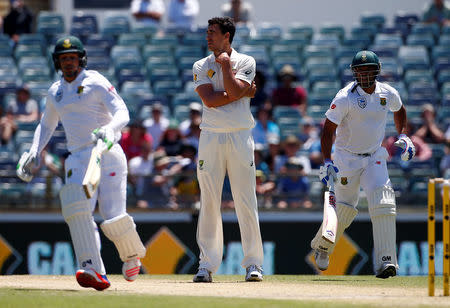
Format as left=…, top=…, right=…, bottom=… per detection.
left=341, top=177, right=348, bottom=185
left=380, top=97, right=386, bottom=106
left=357, top=97, right=367, bottom=109
left=198, top=160, right=204, bottom=170
left=207, top=69, right=216, bottom=78
left=55, top=89, right=63, bottom=102
left=77, top=86, right=84, bottom=94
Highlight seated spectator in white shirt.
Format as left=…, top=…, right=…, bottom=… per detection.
left=143, top=102, right=169, bottom=150
left=130, top=0, right=165, bottom=26
left=167, top=0, right=199, bottom=31
left=7, top=85, right=39, bottom=123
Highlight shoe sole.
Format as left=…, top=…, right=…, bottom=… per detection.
left=193, top=277, right=212, bottom=282
left=376, top=265, right=396, bottom=279
left=246, top=276, right=263, bottom=282
left=76, top=271, right=110, bottom=291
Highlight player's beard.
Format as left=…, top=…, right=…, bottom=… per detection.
left=63, top=66, right=80, bottom=79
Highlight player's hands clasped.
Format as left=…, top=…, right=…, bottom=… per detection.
left=16, top=151, right=38, bottom=182
left=319, top=159, right=339, bottom=187
left=91, top=127, right=114, bottom=152
left=215, top=52, right=231, bottom=66
left=393, top=134, right=416, bottom=161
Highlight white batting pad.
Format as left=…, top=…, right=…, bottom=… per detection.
left=311, top=203, right=358, bottom=254
left=368, top=186, right=398, bottom=272
left=59, top=184, right=105, bottom=274
left=100, top=214, right=146, bottom=262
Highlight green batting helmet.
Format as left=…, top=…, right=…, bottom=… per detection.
left=351, top=50, right=380, bottom=70
left=52, top=36, right=87, bottom=70
left=350, top=50, right=381, bottom=88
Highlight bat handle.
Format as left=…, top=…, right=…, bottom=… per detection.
left=96, top=138, right=107, bottom=154
left=328, top=176, right=335, bottom=193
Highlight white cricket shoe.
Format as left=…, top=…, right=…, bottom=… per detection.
left=245, top=264, right=263, bottom=281
left=122, top=258, right=141, bottom=282
left=376, top=263, right=396, bottom=279
left=193, top=268, right=212, bottom=282
left=314, top=249, right=329, bottom=271
left=76, top=269, right=110, bottom=291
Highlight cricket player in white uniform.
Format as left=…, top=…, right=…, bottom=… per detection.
left=192, top=17, right=264, bottom=282
left=310, top=50, right=416, bottom=278
left=16, top=36, right=146, bottom=290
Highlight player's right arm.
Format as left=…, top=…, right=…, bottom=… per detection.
left=321, top=119, right=337, bottom=161
left=193, top=59, right=237, bottom=108
left=17, top=94, right=59, bottom=182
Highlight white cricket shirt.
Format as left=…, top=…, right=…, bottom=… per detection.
left=192, top=48, right=256, bottom=132
left=30, top=70, right=129, bottom=154
left=325, top=81, right=402, bottom=154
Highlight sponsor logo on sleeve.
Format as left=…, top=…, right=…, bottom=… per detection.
left=330, top=104, right=336, bottom=109
left=193, top=74, right=197, bottom=82
left=207, top=69, right=216, bottom=78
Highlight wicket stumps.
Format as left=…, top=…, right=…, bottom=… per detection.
left=428, top=178, right=449, bottom=297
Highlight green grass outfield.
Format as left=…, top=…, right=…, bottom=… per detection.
left=0, top=275, right=448, bottom=308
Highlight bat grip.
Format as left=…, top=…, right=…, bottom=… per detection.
left=328, top=176, right=335, bottom=193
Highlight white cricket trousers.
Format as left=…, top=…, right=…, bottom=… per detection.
left=64, top=143, right=128, bottom=220
left=196, top=129, right=264, bottom=273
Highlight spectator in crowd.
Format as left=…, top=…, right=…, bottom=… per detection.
left=255, top=169, right=275, bottom=209
left=179, top=101, right=202, bottom=137
left=6, top=85, right=39, bottom=123
left=251, top=71, right=272, bottom=110
left=143, top=102, right=169, bottom=150
left=274, top=135, right=311, bottom=175
left=158, top=119, right=183, bottom=156
left=266, top=133, right=280, bottom=173
left=184, top=116, right=201, bottom=149
left=299, top=117, right=322, bottom=169
left=120, top=120, right=153, bottom=161
left=275, top=156, right=311, bottom=209
left=272, top=64, right=308, bottom=116
left=252, top=106, right=280, bottom=150
left=130, top=0, right=165, bottom=26
left=440, top=141, right=450, bottom=178
left=254, top=144, right=270, bottom=178
left=0, top=104, right=17, bottom=145
left=3, top=0, right=33, bottom=44
left=172, top=143, right=199, bottom=208
left=128, top=141, right=154, bottom=208
left=167, top=0, right=199, bottom=31
left=221, top=0, right=252, bottom=25
left=423, top=0, right=450, bottom=26
left=414, top=103, right=445, bottom=144
left=385, top=121, right=432, bottom=162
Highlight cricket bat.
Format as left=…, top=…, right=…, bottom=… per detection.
left=82, top=139, right=105, bottom=199
left=321, top=176, right=338, bottom=244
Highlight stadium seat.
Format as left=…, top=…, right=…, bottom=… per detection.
left=432, top=45, right=450, bottom=59
left=37, top=12, right=65, bottom=39
left=121, top=81, right=151, bottom=95
left=146, top=56, right=176, bottom=71
left=85, top=45, right=109, bottom=58
left=311, top=34, right=340, bottom=47
left=302, top=45, right=334, bottom=60
left=181, top=32, right=207, bottom=47
left=153, top=80, right=183, bottom=97
left=86, top=57, right=111, bottom=72
left=403, top=69, right=434, bottom=86
left=131, top=23, right=158, bottom=39
left=287, top=23, right=313, bottom=41
left=410, top=23, right=440, bottom=40
left=150, top=35, right=179, bottom=48
left=175, top=45, right=204, bottom=58
left=406, top=34, right=435, bottom=49
left=143, top=45, right=174, bottom=58
left=437, top=70, right=450, bottom=88
left=434, top=57, right=450, bottom=74
left=350, top=25, right=378, bottom=40
left=308, top=69, right=338, bottom=85
left=306, top=105, right=328, bottom=120
left=360, top=12, right=386, bottom=29
left=117, top=69, right=146, bottom=87
left=373, top=33, right=403, bottom=48
left=369, top=45, right=398, bottom=58
left=110, top=45, right=140, bottom=59
left=177, top=56, right=198, bottom=71
left=311, top=81, right=341, bottom=95
left=117, top=33, right=148, bottom=48
left=72, top=13, right=98, bottom=33
left=0, top=45, right=12, bottom=57
left=278, top=34, right=310, bottom=48
left=147, top=67, right=179, bottom=84
left=270, top=45, right=300, bottom=61
left=320, top=24, right=345, bottom=41
left=14, top=45, right=44, bottom=59
left=173, top=105, right=191, bottom=122
left=398, top=46, right=430, bottom=71
left=257, top=23, right=283, bottom=40
left=439, top=35, right=450, bottom=46
left=102, top=14, right=130, bottom=37
left=85, top=34, right=115, bottom=50
left=304, top=57, right=334, bottom=73
left=342, top=35, right=372, bottom=49
left=172, top=92, right=199, bottom=107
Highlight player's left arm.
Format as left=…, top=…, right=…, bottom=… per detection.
left=393, top=105, right=407, bottom=135
left=216, top=53, right=256, bottom=101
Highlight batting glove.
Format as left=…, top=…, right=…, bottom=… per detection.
left=91, top=127, right=114, bottom=153
left=319, top=159, right=339, bottom=187
left=16, top=151, right=38, bottom=182
left=394, top=134, right=416, bottom=161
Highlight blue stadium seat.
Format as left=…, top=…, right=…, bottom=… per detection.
left=102, top=14, right=130, bottom=37
left=114, top=56, right=143, bottom=73
left=146, top=56, right=176, bottom=71
left=302, top=45, right=334, bottom=60
left=373, top=33, right=403, bottom=48
left=117, top=69, right=146, bottom=87
left=86, top=57, right=111, bottom=71
left=177, top=56, right=198, bottom=71
left=0, top=44, right=12, bottom=57
left=150, top=35, right=179, bottom=48
left=110, top=45, right=140, bottom=59
left=304, top=56, right=334, bottom=73
left=403, top=69, right=434, bottom=87
left=273, top=106, right=301, bottom=121
left=257, top=23, right=283, bottom=40
left=311, top=34, right=340, bottom=47
left=311, top=81, right=341, bottom=95
left=175, top=45, right=204, bottom=58
left=406, top=34, right=435, bottom=48
left=14, top=45, right=44, bottom=59
left=278, top=34, right=310, bottom=48
left=439, top=35, right=450, bottom=46
left=173, top=105, right=191, bottom=122
left=432, top=45, right=450, bottom=59
left=172, top=92, right=199, bottom=107
left=398, top=46, right=430, bottom=71
left=308, top=69, right=338, bottom=85
left=360, top=13, right=386, bottom=29
left=320, top=24, right=345, bottom=41
left=270, top=45, right=300, bottom=60
left=37, top=12, right=65, bottom=39
left=147, top=67, right=179, bottom=84
left=85, top=45, right=109, bottom=58
left=350, top=25, right=378, bottom=40
left=72, top=13, right=98, bottom=33
left=287, top=23, right=313, bottom=41
left=342, top=35, right=372, bottom=49
left=131, top=23, right=158, bottom=38
left=369, top=45, right=398, bottom=58
left=394, top=13, right=419, bottom=28
left=181, top=32, right=207, bottom=47
left=437, top=70, right=450, bottom=88
left=153, top=80, right=183, bottom=97
left=85, top=34, right=115, bottom=50
left=121, top=81, right=151, bottom=95
left=306, top=105, right=328, bottom=120
left=143, top=45, right=173, bottom=58
left=246, top=35, right=277, bottom=47
left=117, top=33, right=148, bottom=48
left=434, top=57, right=450, bottom=74
left=410, top=23, right=440, bottom=40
